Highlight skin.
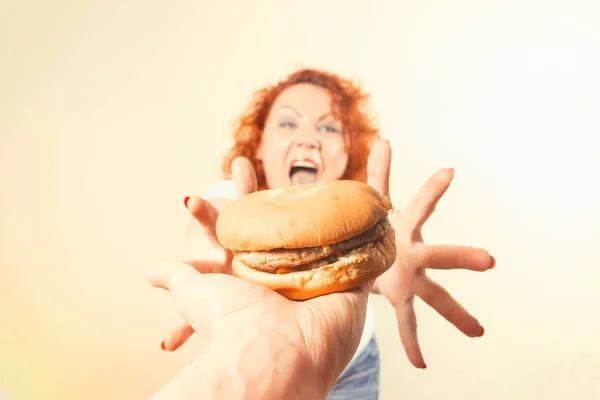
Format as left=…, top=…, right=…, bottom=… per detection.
left=147, top=255, right=372, bottom=400
left=149, top=83, right=496, bottom=397
left=256, top=83, right=348, bottom=188
left=366, top=142, right=493, bottom=367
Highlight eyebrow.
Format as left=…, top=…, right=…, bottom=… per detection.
left=316, top=112, right=333, bottom=123
left=274, top=107, right=336, bottom=124
left=274, top=105, right=302, bottom=116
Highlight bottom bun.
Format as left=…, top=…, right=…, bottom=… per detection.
left=231, top=229, right=396, bottom=301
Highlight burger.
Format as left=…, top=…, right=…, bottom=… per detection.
left=215, top=180, right=397, bottom=300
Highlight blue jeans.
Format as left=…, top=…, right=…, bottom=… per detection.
left=326, top=336, right=380, bottom=400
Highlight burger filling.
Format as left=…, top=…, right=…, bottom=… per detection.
left=234, top=218, right=392, bottom=274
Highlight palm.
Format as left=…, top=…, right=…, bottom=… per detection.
left=366, top=140, right=495, bottom=368
left=148, top=260, right=371, bottom=387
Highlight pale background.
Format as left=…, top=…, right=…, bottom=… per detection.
left=1, top=0, right=599, bottom=399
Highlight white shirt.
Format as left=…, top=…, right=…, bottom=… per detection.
left=203, top=180, right=375, bottom=372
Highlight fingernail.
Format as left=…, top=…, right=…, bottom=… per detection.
left=448, top=167, right=455, bottom=176
left=479, top=326, right=485, bottom=337
left=184, top=196, right=190, bottom=208
left=161, top=341, right=166, bottom=351
left=490, top=256, right=496, bottom=269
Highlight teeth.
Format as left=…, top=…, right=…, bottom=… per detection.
left=291, top=160, right=318, bottom=169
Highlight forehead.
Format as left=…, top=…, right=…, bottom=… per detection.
left=271, top=83, right=333, bottom=113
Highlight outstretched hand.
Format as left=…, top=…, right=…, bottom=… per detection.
left=366, top=139, right=495, bottom=369
left=162, top=157, right=258, bottom=351
left=181, top=157, right=258, bottom=268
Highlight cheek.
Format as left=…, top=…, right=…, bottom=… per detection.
left=261, top=130, right=292, bottom=163
left=322, top=137, right=349, bottom=177
left=259, top=130, right=294, bottom=187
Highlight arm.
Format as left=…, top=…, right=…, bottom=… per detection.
left=149, top=332, right=327, bottom=400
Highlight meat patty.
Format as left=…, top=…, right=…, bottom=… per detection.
left=234, top=218, right=392, bottom=273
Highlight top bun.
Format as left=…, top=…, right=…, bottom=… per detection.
left=216, top=180, right=392, bottom=251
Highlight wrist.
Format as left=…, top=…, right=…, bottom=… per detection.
left=150, top=325, right=327, bottom=400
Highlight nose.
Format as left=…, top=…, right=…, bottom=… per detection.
left=294, top=128, right=321, bottom=149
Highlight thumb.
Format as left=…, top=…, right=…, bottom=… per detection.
left=367, top=139, right=392, bottom=199
left=231, top=157, right=258, bottom=197
left=148, top=261, right=269, bottom=325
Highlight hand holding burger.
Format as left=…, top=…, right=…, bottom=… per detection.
left=148, top=170, right=398, bottom=399
left=146, top=256, right=374, bottom=399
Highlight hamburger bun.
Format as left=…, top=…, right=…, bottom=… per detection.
left=216, top=180, right=397, bottom=300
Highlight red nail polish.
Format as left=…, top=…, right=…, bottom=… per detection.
left=184, top=196, right=190, bottom=208
left=161, top=341, right=166, bottom=351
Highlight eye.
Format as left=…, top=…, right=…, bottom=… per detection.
left=279, top=120, right=296, bottom=129
left=318, top=124, right=340, bottom=133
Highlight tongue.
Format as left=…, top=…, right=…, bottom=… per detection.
left=290, top=170, right=318, bottom=185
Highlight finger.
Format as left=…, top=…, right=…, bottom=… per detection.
left=367, top=139, right=392, bottom=199
left=147, top=261, right=203, bottom=291
left=184, top=196, right=220, bottom=241
left=231, top=156, right=258, bottom=197
left=161, top=318, right=195, bottom=351
left=186, top=258, right=232, bottom=275
left=148, top=261, right=271, bottom=325
left=415, top=276, right=484, bottom=338
left=409, top=244, right=495, bottom=271
left=403, top=168, right=455, bottom=233
left=147, top=260, right=233, bottom=290
left=396, top=296, right=427, bottom=369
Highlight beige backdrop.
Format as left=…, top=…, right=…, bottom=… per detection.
left=2, top=1, right=599, bottom=399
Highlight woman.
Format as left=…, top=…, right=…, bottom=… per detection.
left=164, top=69, right=495, bottom=399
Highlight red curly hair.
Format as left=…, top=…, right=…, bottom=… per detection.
left=222, top=68, right=380, bottom=190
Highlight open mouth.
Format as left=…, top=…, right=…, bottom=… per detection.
left=289, top=160, right=319, bottom=185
